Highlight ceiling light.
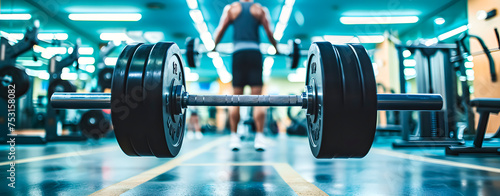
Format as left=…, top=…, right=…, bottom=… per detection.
left=0, top=14, right=31, bottom=20
left=311, top=36, right=325, bottom=42
left=105, top=57, right=118, bottom=66
left=186, top=72, right=199, bottom=81
left=273, top=22, right=287, bottom=40
left=45, top=47, right=67, bottom=55
left=358, top=35, right=385, bottom=43
left=68, top=13, right=142, bottom=21
left=85, top=65, right=96, bottom=73
left=278, top=5, right=293, bottom=25
left=424, top=38, right=438, bottom=46
left=263, top=57, right=274, bottom=71
left=340, top=16, right=419, bottom=24
left=437, top=25, right=468, bottom=41
left=404, top=59, right=416, bottom=67
left=267, top=46, right=276, bottom=55
left=39, top=71, right=50, bottom=80
left=404, top=68, right=416, bottom=76
left=212, top=56, right=224, bottom=69
left=99, top=33, right=130, bottom=41
left=195, top=22, right=208, bottom=33
left=78, top=47, right=94, bottom=55
left=6, top=33, right=24, bottom=40
left=38, top=33, right=68, bottom=40
left=207, top=52, right=219, bottom=58
left=189, top=10, right=204, bottom=24
left=403, top=50, right=411, bottom=58
left=186, top=0, right=198, bottom=9
left=323, top=35, right=354, bottom=44
left=61, top=73, right=78, bottom=80
left=143, top=31, right=164, bottom=43
left=78, top=57, right=95, bottom=65
left=273, top=0, right=296, bottom=41
left=434, top=17, right=445, bottom=25
left=200, top=31, right=215, bottom=51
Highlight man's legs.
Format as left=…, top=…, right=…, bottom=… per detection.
left=250, top=86, right=265, bottom=133
left=251, top=86, right=266, bottom=151
left=229, top=87, right=244, bottom=150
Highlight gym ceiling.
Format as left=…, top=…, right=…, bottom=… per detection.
left=0, top=0, right=467, bottom=80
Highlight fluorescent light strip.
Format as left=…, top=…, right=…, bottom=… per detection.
left=78, top=47, right=94, bottom=55
left=61, top=73, right=78, bottom=80
left=273, top=0, right=295, bottom=41
left=186, top=0, right=198, bottom=10
left=437, top=25, right=468, bottom=41
left=3, top=33, right=24, bottom=41
left=323, top=35, right=384, bottom=44
left=189, top=10, right=204, bottom=24
left=358, top=35, right=385, bottom=43
left=425, top=38, right=438, bottom=46
left=0, top=14, right=31, bottom=20
left=78, top=57, right=95, bottom=65
left=68, top=13, right=142, bottom=21
left=38, top=33, right=68, bottom=40
left=104, top=57, right=118, bottom=66
left=100, top=33, right=133, bottom=43
left=323, top=35, right=355, bottom=44
left=340, top=16, right=419, bottom=24
left=85, top=65, right=96, bottom=73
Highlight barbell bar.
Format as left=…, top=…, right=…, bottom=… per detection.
left=51, top=92, right=443, bottom=111
left=49, top=41, right=444, bottom=159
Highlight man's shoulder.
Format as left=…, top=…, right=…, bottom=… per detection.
left=251, top=3, right=264, bottom=10
left=230, top=2, right=241, bottom=8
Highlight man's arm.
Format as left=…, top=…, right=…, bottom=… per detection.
left=213, top=5, right=232, bottom=51
left=259, top=7, right=279, bottom=54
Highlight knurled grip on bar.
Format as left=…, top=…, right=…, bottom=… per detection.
left=183, top=94, right=305, bottom=107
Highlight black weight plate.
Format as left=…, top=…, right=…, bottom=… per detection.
left=0, top=66, right=30, bottom=99
left=185, top=37, right=200, bottom=68
left=98, top=67, right=114, bottom=89
left=334, top=44, right=369, bottom=157
left=111, top=44, right=141, bottom=156
left=79, top=110, right=112, bottom=140
left=143, top=42, right=186, bottom=157
left=350, top=44, right=377, bottom=157
left=125, top=44, right=154, bottom=156
left=289, top=39, right=301, bottom=69
left=48, top=79, right=76, bottom=100
left=306, top=42, right=378, bottom=158
left=306, top=42, right=343, bottom=158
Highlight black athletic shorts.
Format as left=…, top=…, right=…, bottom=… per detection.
left=232, top=50, right=263, bottom=87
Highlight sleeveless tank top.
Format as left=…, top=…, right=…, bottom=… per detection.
left=232, top=2, right=260, bottom=52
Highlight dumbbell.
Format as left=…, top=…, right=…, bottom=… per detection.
left=50, top=41, right=443, bottom=159
left=0, top=66, right=31, bottom=100
left=185, top=37, right=302, bottom=69
left=79, top=110, right=112, bottom=140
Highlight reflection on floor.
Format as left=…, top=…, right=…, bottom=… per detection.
left=1, top=134, right=500, bottom=195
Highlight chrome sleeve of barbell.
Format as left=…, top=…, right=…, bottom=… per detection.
left=185, top=94, right=304, bottom=107
left=51, top=93, right=111, bottom=109
left=377, top=94, right=443, bottom=110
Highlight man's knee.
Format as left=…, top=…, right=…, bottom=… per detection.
left=254, top=107, right=266, bottom=119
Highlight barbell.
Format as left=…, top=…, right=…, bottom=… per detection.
left=50, top=41, right=443, bottom=159
left=185, top=37, right=302, bottom=69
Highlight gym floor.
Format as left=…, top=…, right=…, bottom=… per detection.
left=2, top=135, right=500, bottom=195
